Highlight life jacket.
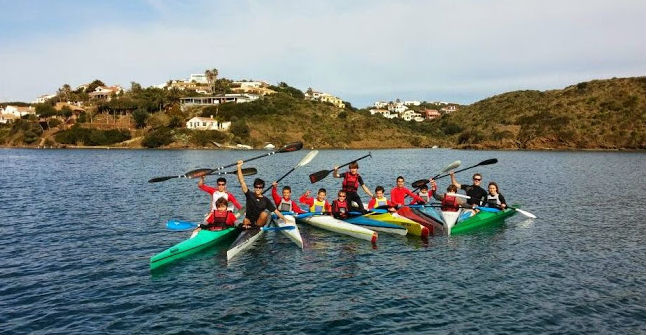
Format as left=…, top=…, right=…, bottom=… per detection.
left=486, top=194, right=501, bottom=208
left=374, top=196, right=389, bottom=208
left=211, top=191, right=234, bottom=211
left=332, top=200, right=349, bottom=219
left=342, top=172, right=360, bottom=192
left=278, top=198, right=293, bottom=212
left=418, top=192, right=430, bottom=203
left=310, top=199, right=326, bottom=213
left=208, top=210, right=231, bottom=230
left=441, top=194, right=459, bottom=212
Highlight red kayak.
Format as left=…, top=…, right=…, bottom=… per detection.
left=397, top=206, right=445, bottom=236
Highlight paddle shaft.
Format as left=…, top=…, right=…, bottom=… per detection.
left=309, top=153, right=371, bottom=183
left=206, top=141, right=303, bottom=176
left=434, top=159, right=498, bottom=180
left=262, top=167, right=295, bottom=194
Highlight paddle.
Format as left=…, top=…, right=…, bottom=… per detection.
left=263, top=150, right=319, bottom=194
left=149, top=167, right=257, bottom=183
left=308, top=152, right=372, bottom=183
left=411, top=160, right=462, bottom=191
left=206, top=141, right=303, bottom=176
left=409, top=204, right=536, bottom=219
left=434, top=158, right=498, bottom=180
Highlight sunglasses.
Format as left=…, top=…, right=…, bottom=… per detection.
left=338, top=195, right=346, bottom=198
left=217, top=183, right=226, bottom=186
left=254, top=186, right=264, bottom=189
left=473, top=178, right=482, bottom=181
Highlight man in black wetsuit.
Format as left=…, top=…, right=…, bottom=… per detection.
left=236, top=160, right=287, bottom=229
left=450, top=171, right=487, bottom=207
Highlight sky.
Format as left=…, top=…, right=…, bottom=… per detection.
left=1, top=0, right=645, bottom=107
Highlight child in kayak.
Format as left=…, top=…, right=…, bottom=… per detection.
left=484, top=182, right=507, bottom=209
left=198, top=176, right=243, bottom=213
left=333, top=161, right=373, bottom=213
left=410, top=184, right=433, bottom=205
left=190, top=197, right=238, bottom=238
left=450, top=171, right=487, bottom=207
left=237, top=160, right=288, bottom=229
left=368, top=186, right=396, bottom=212
left=299, top=188, right=332, bottom=213
left=390, top=176, right=426, bottom=207
left=271, top=181, right=306, bottom=214
left=331, top=190, right=350, bottom=219
left=431, top=181, right=468, bottom=211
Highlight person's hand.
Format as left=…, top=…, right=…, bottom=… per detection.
left=501, top=203, right=507, bottom=209
left=449, top=171, right=455, bottom=177
left=237, top=160, right=243, bottom=167
left=430, top=179, right=437, bottom=190
left=272, top=181, right=278, bottom=188
left=333, top=165, right=339, bottom=171
left=304, top=190, right=311, bottom=197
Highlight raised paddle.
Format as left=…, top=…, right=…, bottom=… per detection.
left=205, top=141, right=303, bottom=176
left=411, top=160, right=462, bottom=190
left=434, top=158, right=498, bottom=180
left=149, top=167, right=257, bottom=183
left=263, top=150, right=319, bottom=194
left=309, top=152, right=372, bottom=183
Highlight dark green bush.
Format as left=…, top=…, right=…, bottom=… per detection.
left=55, top=126, right=131, bottom=145
left=142, top=127, right=173, bottom=148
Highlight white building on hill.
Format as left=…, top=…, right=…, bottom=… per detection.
left=186, top=116, right=231, bottom=131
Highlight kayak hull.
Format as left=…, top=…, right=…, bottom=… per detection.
left=298, top=215, right=378, bottom=243
left=451, top=207, right=517, bottom=235
left=344, top=215, right=407, bottom=235
left=271, top=215, right=303, bottom=249
left=150, top=227, right=238, bottom=270
left=227, top=227, right=264, bottom=261
left=365, top=212, right=429, bottom=238
left=398, top=207, right=444, bottom=236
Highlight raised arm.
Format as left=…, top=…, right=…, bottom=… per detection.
left=237, top=160, right=248, bottom=193
left=332, top=166, right=341, bottom=178
left=450, top=171, right=462, bottom=189
left=361, top=184, right=373, bottom=198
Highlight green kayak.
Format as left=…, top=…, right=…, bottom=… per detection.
left=450, top=207, right=518, bottom=235
left=150, top=227, right=238, bottom=270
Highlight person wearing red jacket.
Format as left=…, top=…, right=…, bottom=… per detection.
left=271, top=182, right=306, bottom=214
left=198, top=176, right=243, bottom=219
left=409, top=184, right=434, bottom=205
left=330, top=190, right=350, bottom=219
left=333, top=161, right=373, bottom=213
left=190, top=197, right=238, bottom=238
left=367, top=186, right=396, bottom=212
left=390, top=176, right=426, bottom=206
left=299, top=188, right=332, bottom=213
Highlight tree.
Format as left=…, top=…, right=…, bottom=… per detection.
left=130, top=81, right=143, bottom=93
left=35, top=104, right=58, bottom=118
left=86, top=79, right=105, bottom=93
left=132, top=109, right=149, bottom=128
left=306, top=87, right=314, bottom=97
left=205, top=68, right=219, bottom=94
left=57, top=84, right=72, bottom=102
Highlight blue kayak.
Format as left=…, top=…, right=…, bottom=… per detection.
left=344, top=215, right=408, bottom=235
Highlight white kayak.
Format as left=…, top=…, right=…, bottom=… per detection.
left=298, top=214, right=378, bottom=243
left=440, top=209, right=463, bottom=236
left=271, top=214, right=303, bottom=249
left=226, top=214, right=270, bottom=261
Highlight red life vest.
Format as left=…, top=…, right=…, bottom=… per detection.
left=209, top=210, right=231, bottom=229
left=332, top=200, right=349, bottom=219
left=441, top=194, right=459, bottom=212
left=342, top=173, right=360, bottom=192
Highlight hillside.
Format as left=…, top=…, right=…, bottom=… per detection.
left=438, top=77, right=646, bottom=149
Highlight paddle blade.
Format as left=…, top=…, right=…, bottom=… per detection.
left=477, top=158, right=498, bottom=166
left=514, top=208, right=537, bottom=219
left=240, top=167, right=257, bottom=176
left=277, top=141, right=303, bottom=153
left=166, top=220, right=198, bottom=230
left=442, top=160, right=461, bottom=173
left=185, top=168, right=215, bottom=178
left=148, top=176, right=176, bottom=183
left=309, top=169, right=331, bottom=183
left=297, top=150, right=319, bottom=167
left=412, top=179, right=429, bottom=188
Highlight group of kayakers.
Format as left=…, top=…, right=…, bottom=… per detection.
left=194, top=159, right=508, bottom=233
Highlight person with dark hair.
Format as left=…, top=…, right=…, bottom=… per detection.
left=299, top=188, right=332, bottom=213
left=190, top=197, right=238, bottom=238
left=271, top=181, right=306, bottom=214
left=198, top=176, right=242, bottom=221
left=236, top=160, right=287, bottom=229
left=367, top=186, right=395, bottom=211
left=390, top=176, right=426, bottom=207
left=431, top=182, right=468, bottom=212
left=450, top=171, right=487, bottom=207
left=410, top=184, right=433, bottom=205
left=330, top=190, right=350, bottom=219
left=484, top=182, right=507, bottom=209
left=333, top=161, right=373, bottom=213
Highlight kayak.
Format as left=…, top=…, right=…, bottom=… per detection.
left=271, top=214, right=303, bottom=249
left=297, top=214, right=378, bottom=243
left=227, top=214, right=271, bottom=261
left=440, top=209, right=463, bottom=235
left=397, top=207, right=444, bottom=236
left=344, top=215, right=407, bottom=235
left=450, top=207, right=518, bottom=235
left=150, top=227, right=238, bottom=270
left=364, top=212, right=429, bottom=238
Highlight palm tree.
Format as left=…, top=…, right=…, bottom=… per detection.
left=205, top=68, right=219, bottom=94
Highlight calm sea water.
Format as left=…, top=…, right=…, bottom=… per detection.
left=1, top=148, right=645, bottom=334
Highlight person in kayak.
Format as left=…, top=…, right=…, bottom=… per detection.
left=271, top=181, right=306, bottom=214
left=190, top=197, right=238, bottom=238
left=368, top=186, right=396, bottom=212
left=237, top=160, right=287, bottom=229
left=330, top=190, right=350, bottom=219
left=431, top=181, right=468, bottom=211
left=390, top=176, right=426, bottom=207
left=484, top=181, right=507, bottom=209
left=450, top=171, right=487, bottom=207
left=198, top=176, right=243, bottom=216
left=410, top=184, right=433, bottom=205
left=299, top=188, right=332, bottom=213
left=333, top=161, right=373, bottom=213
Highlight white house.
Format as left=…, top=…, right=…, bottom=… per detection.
left=180, top=94, right=259, bottom=109
left=88, top=86, right=124, bottom=101
left=0, top=113, right=19, bottom=124
left=441, top=105, right=458, bottom=114
left=3, top=105, right=36, bottom=117
left=374, top=101, right=388, bottom=109
left=189, top=74, right=208, bottom=84
left=404, top=100, right=421, bottom=106
left=33, top=94, right=57, bottom=104
left=186, top=116, right=231, bottom=131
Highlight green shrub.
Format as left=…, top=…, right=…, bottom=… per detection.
left=55, top=127, right=131, bottom=145
left=142, top=127, right=173, bottom=148
left=189, top=130, right=228, bottom=146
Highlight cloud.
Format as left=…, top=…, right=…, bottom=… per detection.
left=1, top=0, right=644, bottom=106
